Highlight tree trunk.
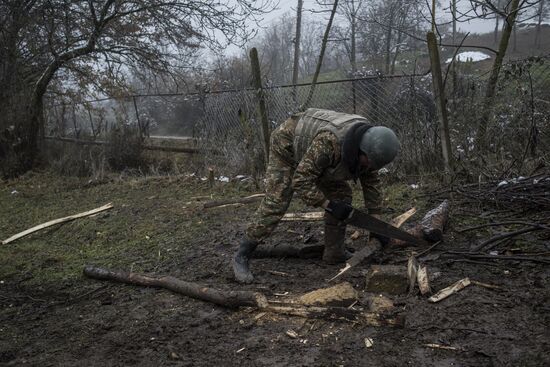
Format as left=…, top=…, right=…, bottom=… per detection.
left=534, top=0, right=545, bottom=49
left=384, top=11, right=394, bottom=74
left=476, top=0, right=521, bottom=151
left=303, top=0, right=339, bottom=109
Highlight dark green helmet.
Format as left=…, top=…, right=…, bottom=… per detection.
left=359, top=126, right=400, bottom=170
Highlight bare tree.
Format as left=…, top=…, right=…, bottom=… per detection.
left=0, top=0, right=270, bottom=177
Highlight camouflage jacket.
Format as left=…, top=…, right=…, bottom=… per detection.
left=292, top=131, right=382, bottom=208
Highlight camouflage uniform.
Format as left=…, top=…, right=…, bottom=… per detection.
left=247, top=114, right=382, bottom=242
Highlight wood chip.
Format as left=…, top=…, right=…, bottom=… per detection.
left=286, top=330, right=299, bottom=339
left=471, top=280, right=502, bottom=290
left=417, top=265, right=431, bottom=295
left=407, top=255, right=419, bottom=292
left=423, top=343, right=462, bottom=351
left=364, top=337, right=374, bottom=348
left=428, top=278, right=471, bottom=303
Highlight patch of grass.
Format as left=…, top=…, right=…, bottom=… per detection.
left=0, top=171, right=257, bottom=286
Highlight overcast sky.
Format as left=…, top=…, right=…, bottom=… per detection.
left=222, top=0, right=505, bottom=56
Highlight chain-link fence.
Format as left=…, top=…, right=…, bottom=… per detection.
left=44, top=55, right=550, bottom=178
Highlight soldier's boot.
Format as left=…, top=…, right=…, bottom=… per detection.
left=232, top=237, right=258, bottom=283
left=323, top=214, right=352, bottom=264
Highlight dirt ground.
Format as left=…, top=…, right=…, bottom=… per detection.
left=1, top=171, right=549, bottom=366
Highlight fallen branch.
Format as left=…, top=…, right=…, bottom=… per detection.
left=252, top=244, right=324, bottom=259
left=83, top=265, right=268, bottom=308
left=457, top=221, right=550, bottom=233
left=281, top=212, right=324, bottom=221
left=2, top=203, right=114, bottom=245
left=471, top=226, right=543, bottom=252
left=471, top=280, right=502, bottom=290
left=84, top=265, right=404, bottom=326
left=444, top=251, right=550, bottom=265
left=203, top=194, right=264, bottom=209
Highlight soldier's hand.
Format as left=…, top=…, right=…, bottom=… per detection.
left=325, top=200, right=354, bottom=221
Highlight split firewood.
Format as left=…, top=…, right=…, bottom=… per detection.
left=2, top=203, right=114, bottom=245
left=390, top=208, right=417, bottom=227
left=202, top=193, right=264, bottom=209
left=417, top=265, right=431, bottom=295
left=421, top=200, right=450, bottom=241
left=428, top=277, right=471, bottom=303
left=407, top=255, right=419, bottom=293
left=83, top=265, right=268, bottom=308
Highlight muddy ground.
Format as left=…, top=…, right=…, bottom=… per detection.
left=1, top=171, right=549, bottom=366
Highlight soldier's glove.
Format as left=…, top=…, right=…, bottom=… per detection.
left=371, top=232, right=390, bottom=246
left=325, top=200, right=354, bottom=221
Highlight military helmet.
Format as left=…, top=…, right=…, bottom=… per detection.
left=359, top=126, right=400, bottom=169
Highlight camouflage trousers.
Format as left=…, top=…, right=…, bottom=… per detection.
left=246, top=117, right=352, bottom=242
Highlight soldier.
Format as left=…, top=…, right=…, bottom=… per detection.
left=233, top=108, right=400, bottom=283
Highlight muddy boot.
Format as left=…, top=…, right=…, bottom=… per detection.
left=232, top=237, right=258, bottom=283
left=323, top=214, right=352, bottom=264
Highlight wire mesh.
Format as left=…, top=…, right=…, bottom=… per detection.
left=44, top=55, right=550, bottom=177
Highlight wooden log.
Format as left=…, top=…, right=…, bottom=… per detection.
left=203, top=194, right=264, bottom=209
left=296, top=282, right=358, bottom=307
left=421, top=200, right=450, bottom=241
left=83, top=265, right=268, bottom=308
left=2, top=203, right=114, bottom=245
left=251, top=244, right=324, bottom=259
left=84, top=265, right=404, bottom=326
left=389, top=223, right=424, bottom=247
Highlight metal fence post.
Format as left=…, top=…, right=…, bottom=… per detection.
left=249, top=47, right=271, bottom=162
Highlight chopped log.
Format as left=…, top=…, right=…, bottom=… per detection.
left=428, top=277, right=471, bottom=303
left=2, top=203, right=114, bottom=245
left=421, top=200, right=450, bottom=241
left=203, top=194, right=264, bottom=209
left=388, top=223, right=424, bottom=246
left=365, top=265, right=409, bottom=295
left=296, top=282, right=358, bottom=307
left=362, top=293, right=395, bottom=312
left=251, top=244, right=324, bottom=259
left=83, top=265, right=268, bottom=308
